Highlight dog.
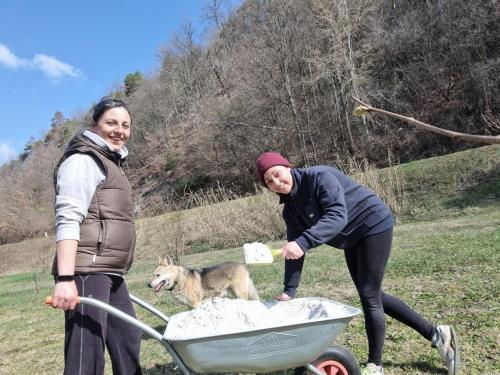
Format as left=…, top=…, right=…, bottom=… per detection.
left=148, top=256, right=260, bottom=309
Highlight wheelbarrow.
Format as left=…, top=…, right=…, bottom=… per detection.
left=46, top=295, right=361, bottom=375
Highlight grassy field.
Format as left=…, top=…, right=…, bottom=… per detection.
left=0, top=145, right=499, bottom=374
left=0, top=208, right=498, bottom=374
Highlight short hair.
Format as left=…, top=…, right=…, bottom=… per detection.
left=92, top=97, right=130, bottom=123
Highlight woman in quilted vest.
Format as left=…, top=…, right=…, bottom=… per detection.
left=49, top=98, right=141, bottom=375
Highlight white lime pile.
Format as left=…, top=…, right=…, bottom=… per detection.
left=243, top=242, right=273, bottom=264
left=165, top=297, right=351, bottom=340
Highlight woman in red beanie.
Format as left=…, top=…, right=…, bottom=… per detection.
left=255, top=151, right=459, bottom=375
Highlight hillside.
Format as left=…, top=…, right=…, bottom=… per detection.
left=386, top=143, right=500, bottom=220
left=1, top=0, right=499, bottom=246
left=1, top=144, right=498, bottom=276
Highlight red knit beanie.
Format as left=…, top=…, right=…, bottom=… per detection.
left=255, top=152, right=291, bottom=184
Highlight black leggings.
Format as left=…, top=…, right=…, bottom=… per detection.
left=63, top=274, right=142, bottom=375
left=344, top=227, right=436, bottom=365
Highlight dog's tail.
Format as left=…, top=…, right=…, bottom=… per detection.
left=247, top=277, right=260, bottom=300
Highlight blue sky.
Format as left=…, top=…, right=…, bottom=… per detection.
left=0, top=0, right=239, bottom=164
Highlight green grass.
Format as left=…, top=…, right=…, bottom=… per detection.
left=1, top=145, right=499, bottom=374
left=393, top=144, right=500, bottom=221
left=1, top=208, right=499, bottom=374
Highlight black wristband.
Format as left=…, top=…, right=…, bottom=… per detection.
left=56, top=275, right=75, bottom=282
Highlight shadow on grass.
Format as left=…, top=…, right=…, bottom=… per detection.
left=141, top=324, right=168, bottom=340
left=443, top=168, right=500, bottom=209
left=142, top=362, right=180, bottom=374
left=385, top=360, right=446, bottom=374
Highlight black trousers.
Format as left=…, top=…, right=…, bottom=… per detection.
left=63, top=274, right=142, bottom=375
left=344, top=227, right=436, bottom=365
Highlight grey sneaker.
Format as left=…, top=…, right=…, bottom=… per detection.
left=361, top=363, right=384, bottom=375
left=432, top=325, right=460, bottom=375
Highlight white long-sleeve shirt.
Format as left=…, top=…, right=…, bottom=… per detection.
left=54, top=130, right=128, bottom=242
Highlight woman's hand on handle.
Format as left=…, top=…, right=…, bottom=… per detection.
left=52, top=239, right=79, bottom=310
left=51, top=280, right=79, bottom=310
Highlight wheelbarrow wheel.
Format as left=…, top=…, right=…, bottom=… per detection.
left=294, top=345, right=360, bottom=375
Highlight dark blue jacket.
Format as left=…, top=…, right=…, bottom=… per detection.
left=280, top=166, right=394, bottom=297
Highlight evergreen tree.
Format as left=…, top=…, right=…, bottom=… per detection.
left=124, top=71, right=143, bottom=96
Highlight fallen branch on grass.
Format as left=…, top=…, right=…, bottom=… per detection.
left=352, top=96, right=500, bottom=145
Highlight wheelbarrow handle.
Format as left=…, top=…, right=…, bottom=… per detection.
left=45, top=296, right=81, bottom=305
left=43, top=295, right=189, bottom=374
left=44, top=295, right=164, bottom=342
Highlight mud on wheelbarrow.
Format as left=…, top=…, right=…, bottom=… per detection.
left=46, top=295, right=361, bottom=375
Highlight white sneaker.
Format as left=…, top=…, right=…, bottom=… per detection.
left=432, top=325, right=460, bottom=375
left=361, top=363, right=384, bottom=375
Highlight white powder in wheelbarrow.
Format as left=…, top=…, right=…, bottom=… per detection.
left=165, top=297, right=351, bottom=340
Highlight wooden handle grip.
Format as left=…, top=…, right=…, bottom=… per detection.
left=45, top=296, right=80, bottom=305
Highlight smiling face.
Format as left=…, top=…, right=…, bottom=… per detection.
left=149, top=264, right=179, bottom=292
left=91, top=107, right=131, bottom=151
left=263, top=165, right=293, bottom=194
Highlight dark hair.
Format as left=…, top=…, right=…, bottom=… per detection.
left=92, top=97, right=130, bottom=123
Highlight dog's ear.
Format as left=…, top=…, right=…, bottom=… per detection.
left=166, top=255, right=175, bottom=265
left=159, top=256, right=170, bottom=266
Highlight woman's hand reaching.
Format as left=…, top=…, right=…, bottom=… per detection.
left=281, top=241, right=304, bottom=260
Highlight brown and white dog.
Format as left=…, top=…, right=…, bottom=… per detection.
left=148, top=257, right=260, bottom=309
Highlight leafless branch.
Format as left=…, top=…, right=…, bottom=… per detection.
left=208, top=121, right=298, bottom=133
left=482, top=113, right=500, bottom=134
left=352, top=96, right=500, bottom=145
